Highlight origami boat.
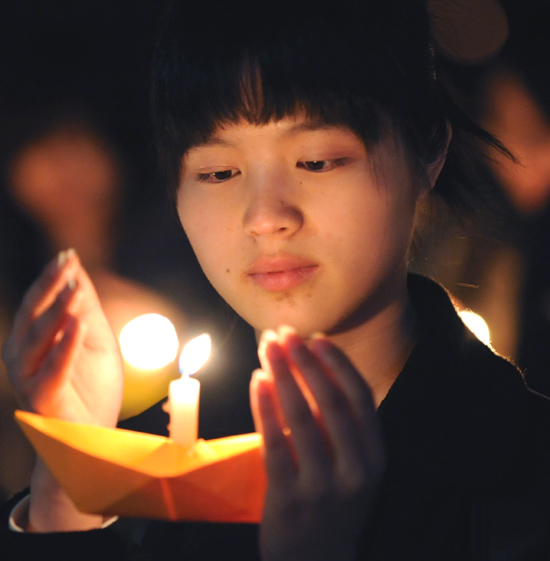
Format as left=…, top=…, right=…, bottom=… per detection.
left=15, top=410, right=266, bottom=523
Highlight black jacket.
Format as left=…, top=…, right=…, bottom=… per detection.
left=3, top=275, right=550, bottom=560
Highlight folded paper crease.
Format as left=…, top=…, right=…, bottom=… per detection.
left=15, top=410, right=266, bottom=523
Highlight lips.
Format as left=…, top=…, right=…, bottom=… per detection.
left=247, top=255, right=319, bottom=292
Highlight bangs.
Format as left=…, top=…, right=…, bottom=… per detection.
left=177, top=55, right=385, bottom=148
left=153, top=0, right=439, bottom=197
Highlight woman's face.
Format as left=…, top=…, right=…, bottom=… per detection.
left=177, top=115, right=425, bottom=336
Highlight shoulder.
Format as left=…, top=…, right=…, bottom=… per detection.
left=383, top=275, right=549, bottom=487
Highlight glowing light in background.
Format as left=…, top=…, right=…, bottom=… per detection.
left=119, top=313, right=179, bottom=369
left=459, top=310, right=491, bottom=346
left=179, top=333, right=212, bottom=376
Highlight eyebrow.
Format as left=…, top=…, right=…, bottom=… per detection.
left=192, top=122, right=344, bottom=150
left=193, top=137, right=234, bottom=149
left=283, top=122, right=339, bottom=136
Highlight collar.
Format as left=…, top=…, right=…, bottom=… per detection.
left=377, top=274, right=528, bottom=489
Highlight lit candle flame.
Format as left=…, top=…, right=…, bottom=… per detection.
left=179, top=334, right=212, bottom=376
left=119, top=314, right=178, bottom=370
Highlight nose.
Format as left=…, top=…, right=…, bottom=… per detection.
left=243, top=171, right=304, bottom=239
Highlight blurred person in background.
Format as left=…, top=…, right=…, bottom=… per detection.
left=412, top=2, right=550, bottom=397
left=475, top=63, right=550, bottom=393
left=413, top=64, right=550, bottom=361
left=0, top=107, right=187, bottom=500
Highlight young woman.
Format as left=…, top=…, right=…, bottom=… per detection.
left=2, top=0, right=550, bottom=559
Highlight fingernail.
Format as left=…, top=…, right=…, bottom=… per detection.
left=57, top=250, right=68, bottom=267
left=277, top=325, right=296, bottom=342
left=67, top=277, right=77, bottom=291
left=277, top=326, right=305, bottom=357
left=258, top=329, right=278, bottom=357
left=276, top=326, right=298, bottom=350
left=310, top=332, right=327, bottom=340
left=252, top=368, right=272, bottom=387
left=260, top=337, right=285, bottom=366
left=57, top=248, right=76, bottom=268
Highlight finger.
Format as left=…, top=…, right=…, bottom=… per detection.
left=22, top=314, right=82, bottom=416
left=263, top=337, right=331, bottom=476
left=35, top=315, right=88, bottom=421
left=282, top=333, right=364, bottom=448
left=250, top=369, right=267, bottom=434
left=257, top=329, right=278, bottom=374
left=11, top=249, right=79, bottom=344
left=310, top=336, right=381, bottom=445
left=283, top=332, right=384, bottom=472
left=250, top=369, right=296, bottom=484
left=66, top=259, right=112, bottom=330
left=11, top=280, right=80, bottom=382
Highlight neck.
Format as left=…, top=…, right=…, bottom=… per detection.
left=323, top=281, right=416, bottom=408
left=254, top=279, right=417, bottom=408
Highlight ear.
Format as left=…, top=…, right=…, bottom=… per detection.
left=425, top=121, right=452, bottom=190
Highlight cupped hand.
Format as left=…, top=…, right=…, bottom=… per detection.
left=250, top=327, right=385, bottom=561
left=2, top=250, right=124, bottom=531
left=2, top=249, right=123, bottom=428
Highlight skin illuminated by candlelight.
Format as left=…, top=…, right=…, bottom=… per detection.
left=1, top=115, right=446, bottom=557
left=176, top=116, right=446, bottom=561
left=2, top=249, right=124, bottom=531
left=177, top=117, right=439, bottom=341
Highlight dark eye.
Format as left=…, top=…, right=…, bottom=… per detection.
left=212, top=170, right=233, bottom=181
left=303, top=160, right=327, bottom=171
left=198, top=169, right=238, bottom=183
left=298, top=159, right=347, bottom=173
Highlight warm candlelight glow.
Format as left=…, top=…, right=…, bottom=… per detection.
left=119, top=313, right=179, bottom=369
left=459, top=310, right=491, bottom=346
left=178, top=333, right=212, bottom=375
left=168, top=334, right=212, bottom=448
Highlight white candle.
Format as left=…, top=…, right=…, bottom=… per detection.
left=168, top=375, right=200, bottom=447
left=167, top=334, right=211, bottom=448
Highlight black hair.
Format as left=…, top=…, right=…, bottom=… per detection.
left=151, top=0, right=507, bottom=213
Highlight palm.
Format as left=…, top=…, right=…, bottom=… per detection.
left=3, top=252, right=124, bottom=429
left=50, top=304, right=123, bottom=427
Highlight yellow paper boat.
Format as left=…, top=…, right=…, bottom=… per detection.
left=15, top=410, right=266, bottom=523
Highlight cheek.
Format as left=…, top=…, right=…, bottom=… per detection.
left=178, top=189, right=211, bottom=236
left=178, top=196, right=236, bottom=281
left=340, top=189, right=416, bottom=267
left=178, top=196, right=210, bottom=256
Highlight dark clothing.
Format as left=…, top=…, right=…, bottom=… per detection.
left=2, top=275, right=550, bottom=560
left=367, top=275, right=550, bottom=560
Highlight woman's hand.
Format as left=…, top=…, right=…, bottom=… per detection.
left=2, top=249, right=124, bottom=531
left=2, top=249, right=123, bottom=427
left=250, top=327, right=385, bottom=561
